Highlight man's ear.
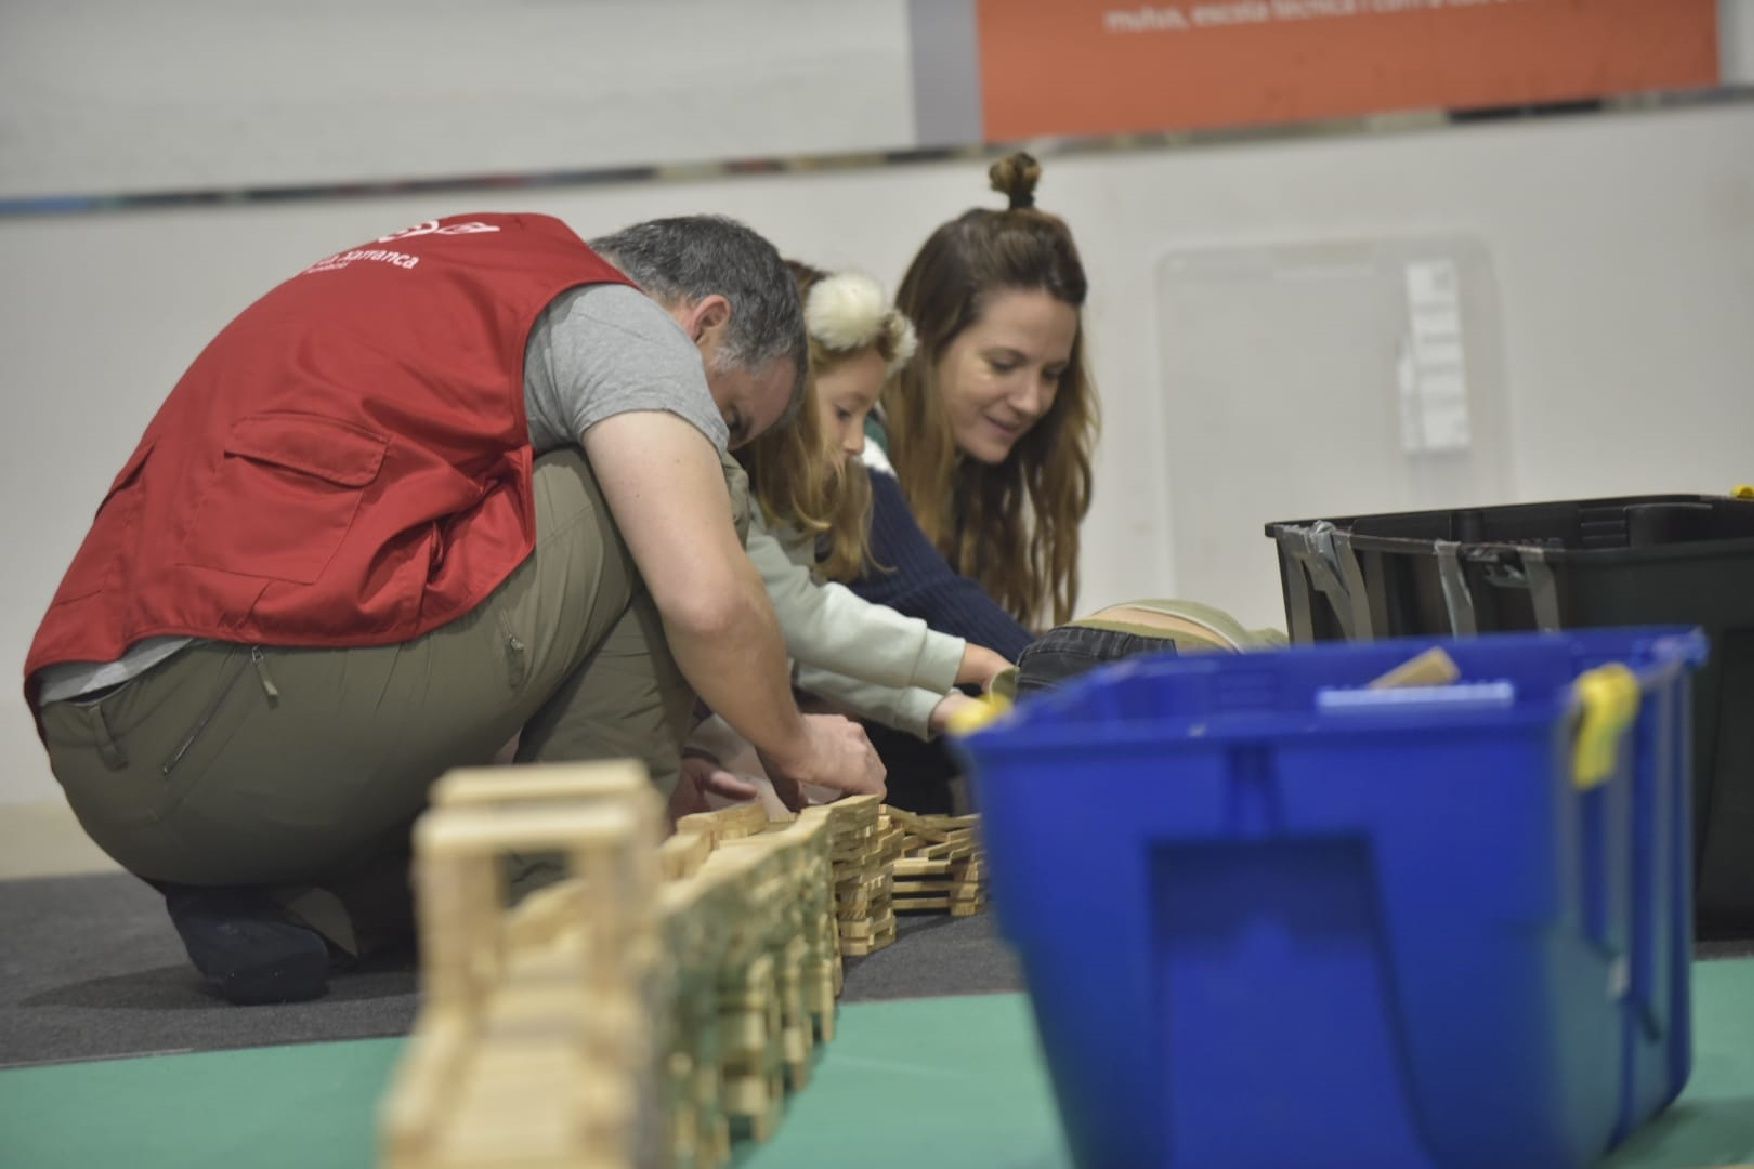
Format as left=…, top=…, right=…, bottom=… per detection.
left=685, top=294, right=732, bottom=344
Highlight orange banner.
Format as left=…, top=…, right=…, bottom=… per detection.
left=976, top=0, right=1719, bottom=141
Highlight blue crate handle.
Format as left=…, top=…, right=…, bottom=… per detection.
left=1572, top=663, right=1639, bottom=789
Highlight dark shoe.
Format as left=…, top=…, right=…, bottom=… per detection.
left=162, top=885, right=331, bottom=1005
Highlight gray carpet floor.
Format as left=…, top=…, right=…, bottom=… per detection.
left=0, top=873, right=1022, bottom=1069
left=8, top=873, right=1747, bottom=1072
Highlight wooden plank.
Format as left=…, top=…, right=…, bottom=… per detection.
left=1369, top=646, right=1461, bottom=690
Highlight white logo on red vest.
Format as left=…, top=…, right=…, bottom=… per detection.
left=378, top=220, right=504, bottom=243
left=300, top=220, right=502, bottom=277
left=302, top=248, right=420, bottom=276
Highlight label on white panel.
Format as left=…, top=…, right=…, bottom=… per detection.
left=1411, top=310, right=1461, bottom=343
left=1413, top=338, right=1465, bottom=368
left=1420, top=386, right=1472, bottom=449
left=1406, top=259, right=1459, bottom=306
left=1401, top=259, right=1471, bottom=454
left=1418, top=369, right=1467, bottom=397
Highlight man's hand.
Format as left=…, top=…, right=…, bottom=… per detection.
left=759, top=714, right=885, bottom=810
left=684, top=751, right=762, bottom=800
left=955, top=643, right=1012, bottom=693
left=668, top=751, right=762, bottom=822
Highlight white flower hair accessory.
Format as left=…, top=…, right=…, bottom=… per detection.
left=804, top=271, right=918, bottom=375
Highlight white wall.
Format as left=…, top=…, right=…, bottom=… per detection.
left=0, top=0, right=915, bottom=199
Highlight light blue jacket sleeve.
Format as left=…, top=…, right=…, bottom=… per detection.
left=746, top=512, right=964, bottom=738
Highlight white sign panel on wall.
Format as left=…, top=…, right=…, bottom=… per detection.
left=1154, top=235, right=1513, bottom=632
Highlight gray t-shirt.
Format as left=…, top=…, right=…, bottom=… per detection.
left=525, top=281, right=727, bottom=454
left=36, top=281, right=722, bottom=705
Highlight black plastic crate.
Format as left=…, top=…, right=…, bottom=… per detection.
left=1266, top=494, right=1754, bottom=938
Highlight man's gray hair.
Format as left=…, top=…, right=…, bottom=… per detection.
left=590, top=215, right=807, bottom=409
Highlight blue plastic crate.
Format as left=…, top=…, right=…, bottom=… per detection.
left=954, top=627, right=1705, bottom=1169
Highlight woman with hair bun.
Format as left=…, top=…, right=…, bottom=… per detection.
left=857, top=155, right=1281, bottom=811
left=847, top=152, right=1097, bottom=810
left=861, top=151, right=1097, bottom=636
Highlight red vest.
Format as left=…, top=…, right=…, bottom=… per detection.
left=25, top=212, right=633, bottom=707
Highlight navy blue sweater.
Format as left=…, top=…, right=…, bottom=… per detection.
left=851, top=469, right=1033, bottom=662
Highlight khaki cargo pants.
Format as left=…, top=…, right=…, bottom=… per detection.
left=39, top=448, right=747, bottom=951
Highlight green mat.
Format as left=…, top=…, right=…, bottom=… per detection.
left=4, top=966, right=1753, bottom=1169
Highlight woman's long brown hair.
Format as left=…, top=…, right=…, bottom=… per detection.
left=739, top=261, right=886, bottom=582
left=885, top=153, right=1097, bottom=628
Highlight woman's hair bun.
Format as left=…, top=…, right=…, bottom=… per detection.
left=988, top=152, right=1041, bottom=210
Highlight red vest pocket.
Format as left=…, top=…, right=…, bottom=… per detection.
left=101, top=438, right=155, bottom=506
left=47, top=439, right=157, bottom=605
left=180, top=414, right=388, bottom=584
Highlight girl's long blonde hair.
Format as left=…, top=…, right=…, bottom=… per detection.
left=885, top=153, right=1097, bottom=628
left=741, top=260, right=915, bottom=581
